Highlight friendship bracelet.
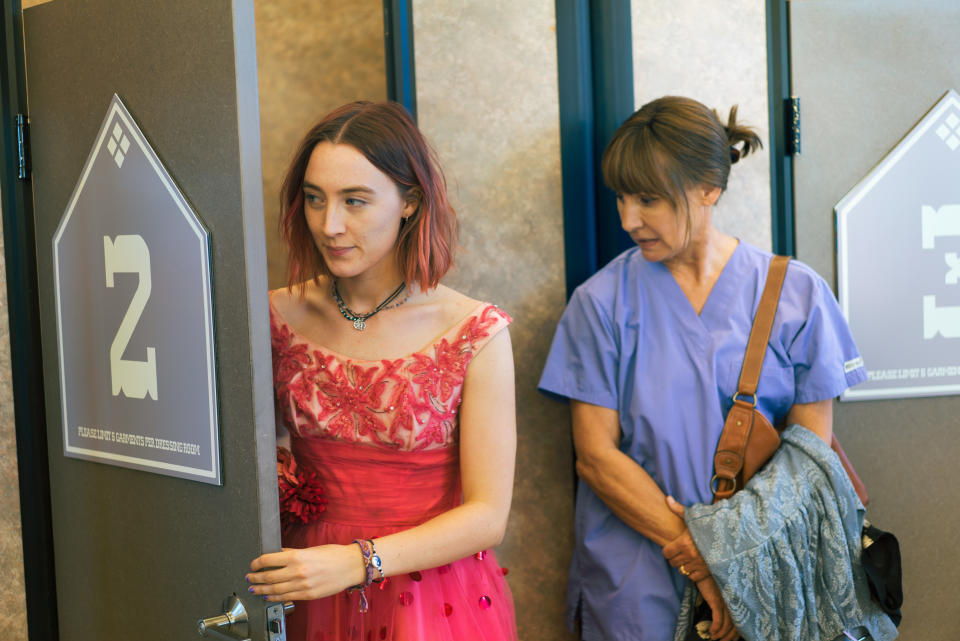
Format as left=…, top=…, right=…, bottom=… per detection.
left=346, top=538, right=386, bottom=612
left=347, top=540, right=373, bottom=612
left=353, top=539, right=376, bottom=586
left=345, top=584, right=369, bottom=613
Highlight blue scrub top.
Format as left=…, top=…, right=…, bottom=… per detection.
left=538, top=242, right=867, bottom=641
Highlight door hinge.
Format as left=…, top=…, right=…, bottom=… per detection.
left=785, top=97, right=800, bottom=156
left=16, top=114, right=30, bottom=180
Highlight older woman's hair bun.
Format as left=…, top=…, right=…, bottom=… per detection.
left=721, top=105, right=762, bottom=165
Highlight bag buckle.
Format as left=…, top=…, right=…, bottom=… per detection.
left=731, top=392, right=757, bottom=407
left=710, top=474, right=736, bottom=495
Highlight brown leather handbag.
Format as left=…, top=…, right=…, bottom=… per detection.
left=711, top=255, right=869, bottom=504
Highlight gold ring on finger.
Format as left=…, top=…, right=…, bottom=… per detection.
left=680, top=564, right=690, bottom=576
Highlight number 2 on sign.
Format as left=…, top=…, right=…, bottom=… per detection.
left=103, top=234, right=158, bottom=400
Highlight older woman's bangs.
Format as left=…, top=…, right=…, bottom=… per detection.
left=602, top=131, right=676, bottom=205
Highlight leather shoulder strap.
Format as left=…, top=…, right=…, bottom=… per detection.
left=737, top=255, right=790, bottom=396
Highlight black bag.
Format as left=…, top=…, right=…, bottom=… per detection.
left=861, top=520, right=903, bottom=627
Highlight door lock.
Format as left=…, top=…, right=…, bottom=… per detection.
left=267, top=601, right=295, bottom=641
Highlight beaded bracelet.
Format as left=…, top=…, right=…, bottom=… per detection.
left=367, top=539, right=385, bottom=583
left=347, top=539, right=385, bottom=612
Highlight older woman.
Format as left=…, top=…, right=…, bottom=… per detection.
left=539, top=96, right=867, bottom=641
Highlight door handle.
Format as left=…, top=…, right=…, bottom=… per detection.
left=198, top=596, right=295, bottom=641
left=197, top=595, right=250, bottom=641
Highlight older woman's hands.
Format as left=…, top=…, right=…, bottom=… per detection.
left=697, top=576, right=741, bottom=641
left=661, top=496, right=710, bottom=582
left=663, top=497, right=739, bottom=640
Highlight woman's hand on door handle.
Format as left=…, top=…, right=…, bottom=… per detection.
left=247, top=544, right=365, bottom=601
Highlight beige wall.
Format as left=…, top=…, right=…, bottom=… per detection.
left=412, top=2, right=575, bottom=640
left=0, top=197, right=27, bottom=636
left=631, top=0, right=772, bottom=251
left=255, top=0, right=386, bottom=290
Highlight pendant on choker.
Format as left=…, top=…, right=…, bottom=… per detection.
left=332, top=280, right=408, bottom=332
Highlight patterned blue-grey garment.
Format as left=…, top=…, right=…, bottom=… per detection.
left=673, top=425, right=898, bottom=641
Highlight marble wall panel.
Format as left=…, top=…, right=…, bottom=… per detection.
left=255, top=0, right=386, bottom=290
left=631, top=0, right=772, bottom=251
left=0, top=196, right=27, bottom=636
left=413, top=2, right=575, bottom=639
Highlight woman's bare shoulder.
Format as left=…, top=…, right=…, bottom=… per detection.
left=269, top=279, right=329, bottom=324
left=424, top=284, right=486, bottom=324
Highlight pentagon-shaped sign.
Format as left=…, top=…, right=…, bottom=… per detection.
left=837, top=89, right=960, bottom=401
left=53, top=94, right=221, bottom=483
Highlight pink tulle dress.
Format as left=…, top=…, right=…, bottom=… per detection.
left=270, top=296, right=518, bottom=641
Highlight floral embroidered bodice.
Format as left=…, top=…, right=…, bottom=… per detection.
left=270, top=298, right=512, bottom=452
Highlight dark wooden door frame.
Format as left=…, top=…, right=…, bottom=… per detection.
left=383, top=0, right=416, bottom=120
left=554, top=0, right=635, bottom=297
left=766, top=0, right=796, bottom=257
left=1, top=1, right=59, bottom=639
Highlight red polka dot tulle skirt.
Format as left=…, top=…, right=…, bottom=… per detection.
left=283, top=437, right=518, bottom=641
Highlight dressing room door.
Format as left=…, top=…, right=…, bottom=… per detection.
left=789, top=1, right=960, bottom=637
left=22, top=1, right=281, bottom=639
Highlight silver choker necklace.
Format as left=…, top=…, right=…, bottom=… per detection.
left=332, top=281, right=408, bottom=331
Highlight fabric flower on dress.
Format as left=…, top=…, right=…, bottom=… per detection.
left=277, top=446, right=326, bottom=526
